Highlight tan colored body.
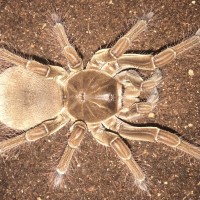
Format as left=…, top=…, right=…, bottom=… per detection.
left=66, top=69, right=121, bottom=123
left=0, top=12, right=199, bottom=191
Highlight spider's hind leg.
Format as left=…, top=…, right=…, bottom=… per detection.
left=101, top=116, right=200, bottom=190
left=0, top=112, right=69, bottom=153
left=117, top=122, right=200, bottom=160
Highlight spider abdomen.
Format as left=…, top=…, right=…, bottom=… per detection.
left=0, top=67, right=63, bottom=130
left=66, top=69, right=120, bottom=123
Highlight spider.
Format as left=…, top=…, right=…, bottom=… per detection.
left=0, top=12, right=199, bottom=191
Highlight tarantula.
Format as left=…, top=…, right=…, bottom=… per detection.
left=0, top=13, right=199, bottom=190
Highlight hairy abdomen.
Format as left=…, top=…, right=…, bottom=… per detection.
left=0, top=67, right=63, bottom=130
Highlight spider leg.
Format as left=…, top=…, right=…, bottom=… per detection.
left=52, top=17, right=83, bottom=72
left=89, top=124, right=147, bottom=191
left=103, top=29, right=200, bottom=75
left=56, top=121, right=87, bottom=175
left=117, top=122, right=200, bottom=160
left=0, top=112, right=69, bottom=153
left=87, top=12, right=153, bottom=70
left=0, top=48, right=68, bottom=79
left=110, top=12, right=153, bottom=59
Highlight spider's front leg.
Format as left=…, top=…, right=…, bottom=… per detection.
left=87, top=12, right=153, bottom=71
left=88, top=13, right=199, bottom=75
left=116, top=29, right=200, bottom=71
left=103, top=28, right=200, bottom=75
left=0, top=112, right=69, bottom=153
left=89, top=123, right=147, bottom=191
left=0, top=48, right=68, bottom=80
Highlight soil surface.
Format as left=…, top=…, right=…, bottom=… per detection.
left=0, top=0, right=199, bottom=200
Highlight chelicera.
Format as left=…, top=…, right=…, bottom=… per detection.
left=0, top=12, right=199, bottom=190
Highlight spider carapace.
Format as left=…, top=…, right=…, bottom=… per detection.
left=66, top=69, right=120, bottom=123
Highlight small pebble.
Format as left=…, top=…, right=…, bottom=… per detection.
left=188, top=123, right=193, bottom=127
left=148, top=113, right=155, bottom=118
left=109, top=0, right=114, bottom=4
left=191, top=1, right=196, bottom=4
left=41, top=23, right=47, bottom=29
left=143, top=149, right=148, bottom=155
left=188, top=69, right=194, bottom=76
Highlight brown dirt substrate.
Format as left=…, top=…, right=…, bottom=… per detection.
left=0, top=0, right=199, bottom=199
